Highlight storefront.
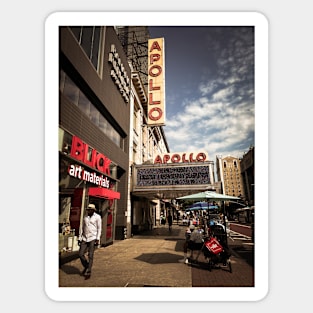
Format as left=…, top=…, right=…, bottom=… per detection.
left=59, top=26, right=131, bottom=250
left=59, top=129, right=120, bottom=254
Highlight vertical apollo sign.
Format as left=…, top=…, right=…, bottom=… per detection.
left=148, top=38, right=165, bottom=126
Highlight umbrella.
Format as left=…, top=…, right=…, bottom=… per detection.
left=187, top=201, right=218, bottom=210
left=177, top=191, right=241, bottom=244
left=234, top=206, right=252, bottom=213
left=177, top=191, right=241, bottom=201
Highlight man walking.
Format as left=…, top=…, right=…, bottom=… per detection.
left=167, top=213, right=173, bottom=231
left=78, top=203, right=102, bottom=279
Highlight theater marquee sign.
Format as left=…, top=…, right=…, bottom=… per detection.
left=148, top=38, right=165, bottom=126
left=134, top=151, right=213, bottom=188
left=136, top=165, right=211, bottom=187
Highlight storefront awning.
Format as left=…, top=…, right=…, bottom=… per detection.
left=88, top=187, right=120, bottom=200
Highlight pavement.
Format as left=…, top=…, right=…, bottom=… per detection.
left=59, top=223, right=254, bottom=288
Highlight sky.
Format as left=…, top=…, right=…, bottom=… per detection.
left=148, top=26, right=255, bottom=162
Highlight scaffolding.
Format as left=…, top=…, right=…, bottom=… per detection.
left=115, top=26, right=150, bottom=92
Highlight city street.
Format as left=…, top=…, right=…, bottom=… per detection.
left=59, top=223, right=254, bottom=288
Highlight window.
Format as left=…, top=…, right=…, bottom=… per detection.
left=69, top=26, right=102, bottom=71
left=133, top=143, right=137, bottom=163
left=78, top=90, right=91, bottom=117
left=63, top=75, right=79, bottom=105
left=90, top=105, right=100, bottom=125
left=60, top=69, right=124, bottom=150
left=133, top=110, right=138, bottom=134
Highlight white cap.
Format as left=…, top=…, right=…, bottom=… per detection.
left=87, top=204, right=96, bottom=210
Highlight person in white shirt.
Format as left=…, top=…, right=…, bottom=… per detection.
left=78, top=203, right=102, bottom=279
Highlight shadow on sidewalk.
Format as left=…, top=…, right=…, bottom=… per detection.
left=135, top=252, right=183, bottom=264
left=60, top=264, right=81, bottom=275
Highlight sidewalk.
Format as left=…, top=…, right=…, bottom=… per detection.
left=59, top=223, right=254, bottom=287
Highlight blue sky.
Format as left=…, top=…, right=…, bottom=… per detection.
left=148, top=26, right=255, bottom=162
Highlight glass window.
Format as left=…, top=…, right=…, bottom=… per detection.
left=63, top=75, right=79, bottom=105
left=81, top=27, right=93, bottom=59
left=69, top=26, right=82, bottom=42
left=78, top=90, right=90, bottom=117
left=91, top=27, right=101, bottom=69
left=69, top=26, right=102, bottom=72
left=60, top=69, right=124, bottom=151
left=90, top=104, right=99, bottom=125
left=99, top=115, right=108, bottom=133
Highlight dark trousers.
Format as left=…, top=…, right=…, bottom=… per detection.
left=78, top=239, right=96, bottom=273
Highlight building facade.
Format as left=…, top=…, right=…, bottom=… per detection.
left=59, top=26, right=133, bottom=255
left=216, top=155, right=245, bottom=199
left=117, top=26, right=170, bottom=234
left=240, top=146, right=255, bottom=206
left=58, top=25, right=171, bottom=257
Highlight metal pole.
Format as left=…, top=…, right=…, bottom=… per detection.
left=223, top=201, right=228, bottom=246
left=79, top=181, right=87, bottom=236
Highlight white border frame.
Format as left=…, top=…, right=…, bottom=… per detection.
left=45, top=11, right=268, bottom=302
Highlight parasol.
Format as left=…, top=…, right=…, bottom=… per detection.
left=177, top=190, right=240, bottom=201
left=177, top=191, right=241, bottom=244
left=186, top=201, right=218, bottom=211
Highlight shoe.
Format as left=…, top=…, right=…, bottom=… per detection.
left=185, top=258, right=189, bottom=264
left=84, top=271, right=91, bottom=280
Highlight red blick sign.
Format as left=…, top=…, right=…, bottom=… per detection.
left=70, top=136, right=111, bottom=176
left=148, top=38, right=165, bottom=126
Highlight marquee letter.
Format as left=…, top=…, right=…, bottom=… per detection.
left=149, top=41, right=161, bottom=52
left=148, top=107, right=163, bottom=121
left=148, top=65, right=162, bottom=77
left=154, top=155, right=162, bottom=164
left=150, top=54, right=160, bottom=64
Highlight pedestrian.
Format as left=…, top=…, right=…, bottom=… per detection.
left=181, top=224, right=195, bottom=263
left=176, top=212, right=180, bottom=224
left=78, top=203, right=102, bottom=279
left=167, top=213, right=173, bottom=231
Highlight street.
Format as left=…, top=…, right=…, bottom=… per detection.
left=59, top=223, right=254, bottom=288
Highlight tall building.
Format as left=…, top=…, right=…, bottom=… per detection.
left=116, top=26, right=170, bottom=234
left=216, top=155, right=245, bottom=200
left=240, top=146, right=255, bottom=206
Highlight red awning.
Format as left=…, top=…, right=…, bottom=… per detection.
left=88, top=187, right=120, bottom=200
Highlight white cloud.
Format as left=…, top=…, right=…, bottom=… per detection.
left=163, top=26, right=255, bottom=161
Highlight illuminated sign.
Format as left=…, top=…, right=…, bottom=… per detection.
left=154, top=152, right=209, bottom=164
left=108, top=44, right=130, bottom=103
left=137, top=165, right=211, bottom=186
left=148, top=38, right=165, bottom=125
